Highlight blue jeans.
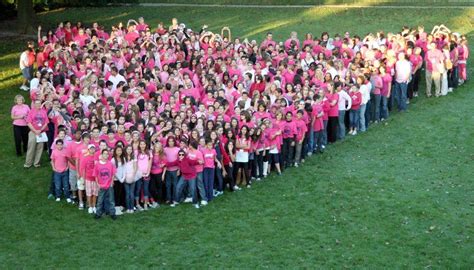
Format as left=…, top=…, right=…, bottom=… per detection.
left=394, top=82, right=408, bottom=111
left=337, top=110, right=346, bottom=140
left=307, top=127, right=314, bottom=154
left=359, top=104, right=367, bottom=132
left=54, top=170, right=70, bottom=199
left=322, top=120, right=328, bottom=145
left=349, top=109, right=360, bottom=129
left=96, top=187, right=115, bottom=216
left=195, top=172, right=207, bottom=201
left=372, top=94, right=381, bottom=122
left=203, top=168, right=215, bottom=201
left=381, top=96, right=389, bottom=120
left=134, top=178, right=143, bottom=200
left=165, top=170, right=178, bottom=202
left=124, top=182, right=135, bottom=210
left=176, top=177, right=197, bottom=204
left=312, top=130, right=324, bottom=152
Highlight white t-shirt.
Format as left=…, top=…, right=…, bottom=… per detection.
left=360, top=83, right=371, bottom=105
left=19, top=51, right=29, bottom=70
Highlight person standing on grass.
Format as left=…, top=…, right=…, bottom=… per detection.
left=425, top=42, right=445, bottom=98
left=294, top=110, right=308, bottom=167
left=19, top=44, right=35, bottom=92
left=357, top=76, right=370, bottom=133
left=186, top=140, right=207, bottom=205
left=380, top=67, right=392, bottom=121
left=281, top=111, right=297, bottom=168
left=111, top=146, right=126, bottom=211
left=201, top=138, right=220, bottom=202
left=94, top=149, right=117, bottom=220
left=233, top=125, right=252, bottom=187
left=51, top=139, right=72, bottom=203
left=311, top=94, right=325, bottom=152
left=394, top=52, right=411, bottom=112
left=164, top=136, right=180, bottom=204
left=123, top=145, right=137, bottom=213
left=24, top=99, right=49, bottom=168
left=348, top=86, right=362, bottom=135
left=11, top=95, right=30, bottom=157
left=336, top=82, right=351, bottom=140
left=149, top=142, right=167, bottom=207
left=326, top=83, right=339, bottom=143
left=80, top=144, right=98, bottom=214
left=135, top=140, right=152, bottom=210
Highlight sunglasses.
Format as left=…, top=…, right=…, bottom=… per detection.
left=178, top=153, right=185, bottom=156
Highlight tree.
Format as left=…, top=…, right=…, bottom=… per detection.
left=17, top=0, right=35, bottom=34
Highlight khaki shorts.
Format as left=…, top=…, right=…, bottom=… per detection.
left=77, top=177, right=85, bottom=191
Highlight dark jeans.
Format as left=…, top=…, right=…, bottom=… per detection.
left=224, top=165, right=235, bottom=190
left=54, top=170, right=70, bottom=199
left=113, top=181, right=125, bottom=207
left=124, top=182, right=135, bottom=210
left=394, top=82, right=408, bottom=111
left=96, top=187, right=115, bottom=216
left=165, top=170, right=178, bottom=202
left=256, top=150, right=265, bottom=178
left=203, top=167, right=215, bottom=201
left=371, top=94, right=381, bottom=122
left=448, top=67, right=458, bottom=89
left=13, top=125, right=29, bottom=156
left=349, top=109, right=360, bottom=129
left=282, top=138, right=295, bottom=167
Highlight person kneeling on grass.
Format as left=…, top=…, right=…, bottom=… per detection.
left=94, top=149, right=117, bottom=220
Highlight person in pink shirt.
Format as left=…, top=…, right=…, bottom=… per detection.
left=187, top=140, right=207, bottom=205
left=51, top=139, right=72, bottom=203
left=281, top=111, right=297, bottom=169
left=311, top=94, right=325, bottom=153
left=80, top=144, right=98, bottom=214
left=425, top=42, right=445, bottom=97
left=149, top=142, right=166, bottom=206
left=93, top=149, right=118, bottom=220
left=24, top=99, right=49, bottom=168
left=348, top=86, right=362, bottom=135
left=135, top=140, right=152, bottom=210
left=326, top=83, right=339, bottom=143
left=163, top=136, right=180, bottom=204
left=11, top=95, right=30, bottom=156
left=294, top=110, right=308, bottom=167
left=201, top=138, right=221, bottom=202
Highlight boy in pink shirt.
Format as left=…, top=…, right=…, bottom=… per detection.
left=281, top=111, right=297, bottom=169
left=294, top=110, right=308, bottom=167
left=51, top=139, right=72, bottom=203
left=201, top=139, right=221, bottom=202
left=93, top=149, right=117, bottom=220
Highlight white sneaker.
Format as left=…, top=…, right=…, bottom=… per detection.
left=136, top=205, right=143, bottom=211
left=170, top=203, right=176, bottom=207
left=200, top=200, right=208, bottom=206
left=233, top=185, right=241, bottom=191
left=184, top=197, right=193, bottom=203
left=294, top=163, right=299, bottom=167
left=66, top=198, right=73, bottom=204
left=150, top=202, right=159, bottom=208
left=353, top=130, right=357, bottom=135
left=56, top=198, right=60, bottom=202
left=256, top=178, right=261, bottom=181
left=88, top=207, right=93, bottom=214
left=93, top=207, right=97, bottom=214
left=78, top=203, right=84, bottom=210
left=246, top=185, right=251, bottom=188
left=194, top=204, right=200, bottom=209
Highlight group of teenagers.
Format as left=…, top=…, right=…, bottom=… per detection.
left=12, top=17, right=469, bottom=219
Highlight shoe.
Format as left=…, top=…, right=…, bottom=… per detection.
left=94, top=214, right=101, bottom=220
left=47, top=194, right=55, bottom=200
left=56, top=198, right=60, bottom=202
left=136, top=205, right=143, bottom=211
left=307, top=152, right=312, bottom=156
left=170, top=203, right=176, bottom=207
left=66, top=198, right=73, bottom=204
left=79, top=203, right=84, bottom=210
left=353, top=130, right=357, bottom=135
left=250, top=177, right=256, bottom=181
left=256, top=177, right=261, bottom=181
left=184, top=197, right=193, bottom=203
left=233, top=186, right=241, bottom=191
left=294, top=163, right=299, bottom=168
left=111, top=215, right=117, bottom=220
left=201, top=200, right=208, bottom=206
left=23, top=164, right=31, bottom=169
left=194, top=204, right=200, bottom=209
left=246, top=185, right=251, bottom=188
left=144, top=204, right=148, bottom=211
left=88, top=207, right=93, bottom=214
left=93, top=207, right=97, bottom=214
left=33, top=164, right=41, bottom=168
left=151, top=202, right=159, bottom=208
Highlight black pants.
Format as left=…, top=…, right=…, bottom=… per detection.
left=13, top=125, right=29, bottom=156
left=256, top=150, right=266, bottom=178
left=327, top=116, right=338, bottom=143
left=224, top=165, right=235, bottom=191
left=113, top=181, right=125, bottom=207
left=150, top=172, right=164, bottom=203
left=282, top=138, right=295, bottom=168
left=233, top=162, right=250, bottom=186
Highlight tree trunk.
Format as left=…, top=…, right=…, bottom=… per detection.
left=17, top=0, right=35, bottom=34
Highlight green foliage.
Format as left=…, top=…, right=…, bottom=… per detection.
left=0, top=5, right=473, bottom=268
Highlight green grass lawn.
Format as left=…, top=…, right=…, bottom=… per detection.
left=0, top=5, right=473, bottom=268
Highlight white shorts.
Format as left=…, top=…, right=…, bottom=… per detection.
left=77, top=177, right=85, bottom=191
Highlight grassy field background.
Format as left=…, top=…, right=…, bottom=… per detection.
left=0, top=4, right=473, bottom=268
left=138, top=0, right=474, bottom=6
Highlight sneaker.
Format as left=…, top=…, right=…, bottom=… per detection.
left=170, top=203, right=176, bottom=207
left=353, top=130, right=357, bottom=135
left=233, top=185, right=241, bottom=191
left=307, top=152, right=313, bottom=156
left=144, top=204, right=148, bottom=211
left=151, top=202, right=159, bottom=208
left=23, top=164, right=31, bottom=169
left=194, top=204, right=200, bottom=209
left=66, top=198, right=73, bottom=204
left=56, top=198, right=60, bottom=202
left=78, top=203, right=84, bottom=210
left=201, top=200, right=208, bottom=206
left=136, top=205, right=144, bottom=211
left=88, top=207, right=93, bottom=214
left=256, top=178, right=261, bottom=181
left=184, top=197, right=193, bottom=203
left=93, top=207, right=97, bottom=214
left=47, top=194, right=55, bottom=200
left=294, top=163, right=299, bottom=167
left=246, top=185, right=251, bottom=188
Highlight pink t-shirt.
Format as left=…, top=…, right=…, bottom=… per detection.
left=136, top=151, right=151, bottom=175
left=164, top=147, right=180, bottom=171
left=26, top=108, right=49, bottom=131
left=94, top=160, right=116, bottom=189
left=11, top=104, right=30, bottom=126
left=187, top=149, right=204, bottom=173
left=201, top=148, right=216, bottom=169
left=51, top=148, right=68, bottom=173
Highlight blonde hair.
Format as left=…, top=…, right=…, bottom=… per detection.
left=14, top=95, right=25, bottom=104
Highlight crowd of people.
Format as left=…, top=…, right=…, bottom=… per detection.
left=11, top=17, right=469, bottom=220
